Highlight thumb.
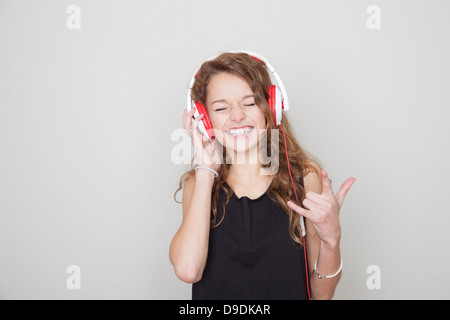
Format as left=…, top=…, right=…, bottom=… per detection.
left=336, top=177, right=356, bottom=209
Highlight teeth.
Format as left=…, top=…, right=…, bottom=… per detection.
left=226, top=127, right=254, bottom=136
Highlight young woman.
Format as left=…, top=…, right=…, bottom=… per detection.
left=170, top=52, right=355, bottom=300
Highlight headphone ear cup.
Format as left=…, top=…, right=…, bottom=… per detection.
left=268, top=85, right=283, bottom=126
left=193, top=101, right=215, bottom=140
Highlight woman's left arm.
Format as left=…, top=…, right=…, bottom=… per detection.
left=287, top=163, right=356, bottom=300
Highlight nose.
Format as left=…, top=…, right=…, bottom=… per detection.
left=229, top=102, right=246, bottom=123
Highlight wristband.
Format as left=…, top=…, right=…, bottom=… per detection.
left=194, top=166, right=219, bottom=178
left=313, top=258, right=343, bottom=279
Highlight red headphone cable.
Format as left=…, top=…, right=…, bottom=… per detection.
left=279, top=125, right=311, bottom=301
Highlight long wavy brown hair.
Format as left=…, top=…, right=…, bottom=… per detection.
left=174, top=52, right=322, bottom=246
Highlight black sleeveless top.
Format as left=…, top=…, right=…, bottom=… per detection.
left=192, top=178, right=309, bottom=300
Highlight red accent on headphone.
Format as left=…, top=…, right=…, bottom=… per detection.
left=267, top=85, right=278, bottom=126
left=250, top=56, right=264, bottom=63
left=193, top=101, right=215, bottom=140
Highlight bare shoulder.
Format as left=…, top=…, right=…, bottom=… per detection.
left=303, top=160, right=323, bottom=195
left=182, top=173, right=196, bottom=217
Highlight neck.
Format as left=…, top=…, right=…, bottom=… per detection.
left=227, top=147, right=272, bottom=184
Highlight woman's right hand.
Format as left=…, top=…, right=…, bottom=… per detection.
left=183, top=107, right=222, bottom=172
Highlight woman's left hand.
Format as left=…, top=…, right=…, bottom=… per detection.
left=287, top=170, right=356, bottom=246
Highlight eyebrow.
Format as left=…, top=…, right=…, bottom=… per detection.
left=211, top=95, right=255, bottom=105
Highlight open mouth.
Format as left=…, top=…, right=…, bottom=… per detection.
left=225, top=126, right=255, bottom=138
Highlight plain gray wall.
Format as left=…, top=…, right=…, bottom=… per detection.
left=1, top=0, right=449, bottom=299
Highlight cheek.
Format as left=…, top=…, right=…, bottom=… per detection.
left=209, top=114, right=225, bottom=129
left=253, top=110, right=268, bottom=129
left=210, top=118, right=225, bottom=142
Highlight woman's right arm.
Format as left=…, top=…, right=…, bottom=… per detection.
left=170, top=106, right=220, bottom=283
left=169, top=170, right=215, bottom=283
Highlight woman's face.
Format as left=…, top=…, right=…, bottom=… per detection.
left=205, top=72, right=267, bottom=158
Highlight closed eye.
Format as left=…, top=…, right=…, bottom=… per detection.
left=214, top=103, right=255, bottom=111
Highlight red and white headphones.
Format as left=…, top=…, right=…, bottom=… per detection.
left=186, top=50, right=290, bottom=141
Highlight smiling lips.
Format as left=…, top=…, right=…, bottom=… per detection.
left=225, top=126, right=255, bottom=137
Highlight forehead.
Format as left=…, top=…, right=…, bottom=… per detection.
left=206, top=72, right=253, bottom=98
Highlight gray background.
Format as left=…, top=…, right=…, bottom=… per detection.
left=1, top=0, right=449, bottom=299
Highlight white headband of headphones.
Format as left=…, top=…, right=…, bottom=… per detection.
left=186, top=50, right=290, bottom=112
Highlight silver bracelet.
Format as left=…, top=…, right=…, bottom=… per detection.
left=313, top=258, right=343, bottom=279
left=194, top=166, right=218, bottom=178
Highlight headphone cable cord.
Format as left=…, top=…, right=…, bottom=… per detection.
left=279, top=125, right=311, bottom=301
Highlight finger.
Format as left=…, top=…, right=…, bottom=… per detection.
left=184, top=108, right=192, bottom=132
left=302, top=198, right=322, bottom=212
left=207, top=135, right=218, bottom=149
left=305, top=190, right=326, bottom=205
left=209, top=138, right=223, bottom=163
left=191, top=113, right=204, bottom=140
left=321, top=169, right=334, bottom=196
left=183, top=109, right=190, bottom=133
left=205, top=139, right=219, bottom=161
left=189, top=106, right=197, bottom=119
left=336, top=177, right=356, bottom=208
left=287, top=200, right=314, bottom=221
left=191, top=114, right=206, bottom=164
